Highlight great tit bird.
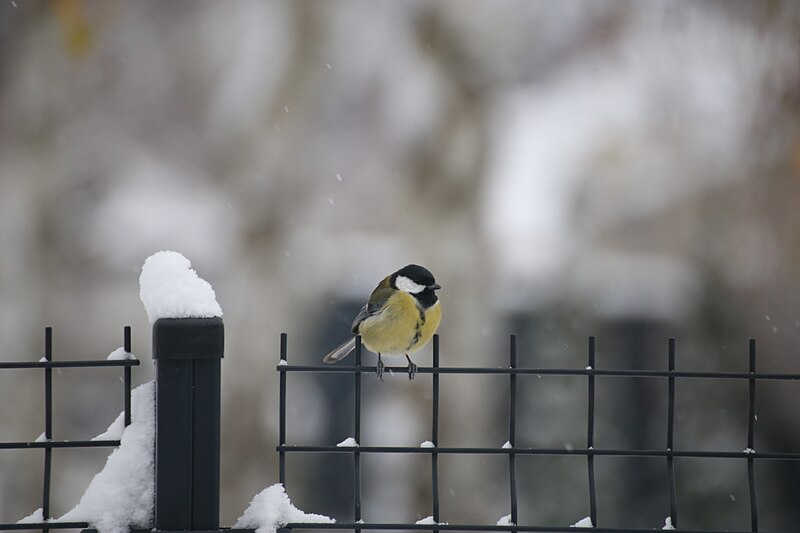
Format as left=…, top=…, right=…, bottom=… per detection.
left=323, top=264, right=442, bottom=380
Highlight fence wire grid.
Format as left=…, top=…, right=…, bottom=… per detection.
left=0, top=327, right=140, bottom=532
left=277, top=334, right=800, bottom=533
left=2, top=328, right=799, bottom=533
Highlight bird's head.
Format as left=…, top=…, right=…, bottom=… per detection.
left=391, top=264, right=441, bottom=294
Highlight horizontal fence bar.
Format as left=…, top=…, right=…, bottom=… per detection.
left=0, top=523, right=89, bottom=531
left=276, top=364, right=800, bottom=380
left=277, top=445, right=800, bottom=460
left=0, top=522, right=793, bottom=533
left=281, top=522, right=796, bottom=533
left=131, top=530, right=255, bottom=533
left=0, top=440, right=121, bottom=450
left=1, top=523, right=790, bottom=533
left=0, top=360, right=140, bottom=369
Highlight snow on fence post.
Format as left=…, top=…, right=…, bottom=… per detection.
left=152, top=317, right=224, bottom=532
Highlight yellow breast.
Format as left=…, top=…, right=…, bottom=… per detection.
left=358, top=293, right=442, bottom=356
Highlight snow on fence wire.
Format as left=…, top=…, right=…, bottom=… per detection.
left=276, top=334, right=800, bottom=533
left=0, top=326, right=139, bottom=532
left=3, top=316, right=800, bottom=533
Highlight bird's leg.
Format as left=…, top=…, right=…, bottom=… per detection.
left=376, top=353, right=384, bottom=381
left=405, top=354, right=417, bottom=380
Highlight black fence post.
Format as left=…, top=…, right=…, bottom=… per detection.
left=152, top=317, right=224, bottom=532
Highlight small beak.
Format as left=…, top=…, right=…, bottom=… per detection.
left=429, top=283, right=442, bottom=291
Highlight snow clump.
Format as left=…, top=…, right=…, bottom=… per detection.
left=234, top=484, right=334, bottom=533
left=139, top=251, right=222, bottom=323
left=60, top=382, right=155, bottom=533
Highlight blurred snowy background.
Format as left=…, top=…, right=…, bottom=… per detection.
left=2, top=0, right=800, bottom=531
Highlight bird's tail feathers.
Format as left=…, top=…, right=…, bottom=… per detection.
left=323, top=337, right=357, bottom=363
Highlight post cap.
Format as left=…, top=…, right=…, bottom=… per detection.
left=153, top=317, right=224, bottom=360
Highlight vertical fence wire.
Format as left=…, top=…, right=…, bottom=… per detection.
left=431, top=335, right=440, bottom=532
left=42, top=327, right=53, bottom=533
left=354, top=336, right=362, bottom=530
left=747, top=339, right=758, bottom=532
left=586, top=336, right=597, bottom=528
left=666, top=338, right=678, bottom=528
left=508, top=335, right=518, bottom=531
left=123, top=326, right=132, bottom=427
left=279, top=333, right=288, bottom=487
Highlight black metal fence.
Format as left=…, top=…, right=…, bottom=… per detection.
left=277, top=334, right=800, bottom=533
left=0, top=318, right=249, bottom=533
left=2, top=321, right=800, bottom=533
left=0, top=327, right=139, bottom=532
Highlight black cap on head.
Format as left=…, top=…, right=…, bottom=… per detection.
left=394, top=264, right=436, bottom=286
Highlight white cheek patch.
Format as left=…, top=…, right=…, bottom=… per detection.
left=395, top=275, right=426, bottom=294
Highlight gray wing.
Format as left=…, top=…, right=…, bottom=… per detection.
left=351, top=302, right=381, bottom=333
